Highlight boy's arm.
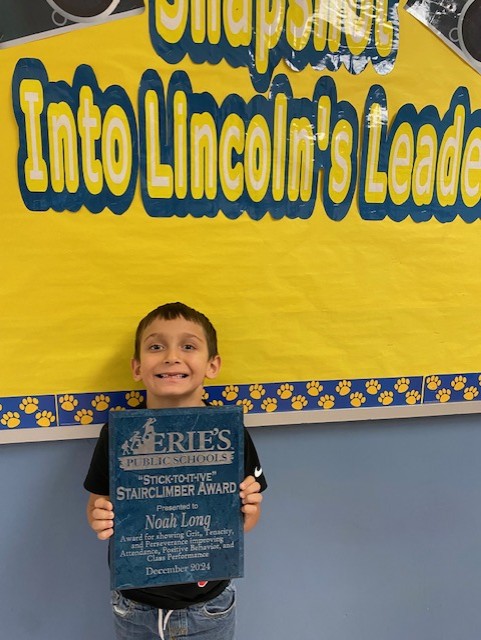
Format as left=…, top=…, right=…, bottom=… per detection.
left=87, top=493, right=115, bottom=540
left=240, top=475, right=263, bottom=532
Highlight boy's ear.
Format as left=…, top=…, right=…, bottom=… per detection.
left=205, top=355, right=221, bottom=380
left=131, top=358, right=142, bottom=382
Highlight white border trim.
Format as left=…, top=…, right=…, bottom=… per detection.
left=0, top=424, right=102, bottom=444
left=244, top=400, right=481, bottom=426
left=2, top=400, right=481, bottom=444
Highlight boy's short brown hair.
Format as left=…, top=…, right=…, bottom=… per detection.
left=133, top=302, right=218, bottom=360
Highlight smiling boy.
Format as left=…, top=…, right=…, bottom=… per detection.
left=84, top=302, right=267, bottom=640
left=131, top=313, right=220, bottom=409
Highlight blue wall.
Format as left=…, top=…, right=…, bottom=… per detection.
left=2, top=414, right=481, bottom=639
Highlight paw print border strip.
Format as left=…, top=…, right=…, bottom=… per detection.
left=3, top=372, right=481, bottom=442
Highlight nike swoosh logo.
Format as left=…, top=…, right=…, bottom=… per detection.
left=254, top=466, right=262, bottom=478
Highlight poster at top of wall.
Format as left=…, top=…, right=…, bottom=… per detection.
left=2, top=0, right=481, bottom=443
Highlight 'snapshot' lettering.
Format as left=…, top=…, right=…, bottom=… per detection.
left=148, top=0, right=399, bottom=91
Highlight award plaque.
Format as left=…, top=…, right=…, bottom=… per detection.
left=109, top=406, right=244, bottom=590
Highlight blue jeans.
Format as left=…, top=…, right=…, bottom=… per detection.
left=111, top=583, right=236, bottom=640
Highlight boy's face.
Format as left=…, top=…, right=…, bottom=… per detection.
left=131, top=316, right=221, bottom=408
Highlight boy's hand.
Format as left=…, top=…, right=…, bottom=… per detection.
left=239, top=475, right=263, bottom=532
left=87, top=494, right=114, bottom=540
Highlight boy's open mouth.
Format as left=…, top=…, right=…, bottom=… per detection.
left=156, top=373, right=188, bottom=378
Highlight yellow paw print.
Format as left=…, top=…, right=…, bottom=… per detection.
left=202, top=389, right=209, bottom=400
left=318, top=394, right=335, bottom=409
left=19, top=396, right=39, bottom=414
left=394, top=377, right=410, bottom=393
left=261, top=397, right=278, bottom=412
left=92, top=394, right=110, bottom=411
left=59, top=394, right=78, bottom=411
left=291, top=395, right=308, bottom=410
left=335, top=380, right=351, bottom=396
left=306, top=381, right=323, bottom=396
left=436, top=388, right=451, bottom=403
left=111, top=406, right=126, bottom=411
left=249, top=384, right=265, bottom=399
left=405, top=390, right=421, bottom=405
left=35, top=410, right=55, bottom=427
left=222, top=385, right=239, bottom=401
left=378, top=391, right=393, bottom=406
left=451, top=375, right=467, bottom=391
left=210, top=399, right=224, bottom=406
left=126, top=391, right=144, bottom=407
left=365, top=379, right=381, bottom=395
left=277, top=384, right=294, bottom=399
left=74, top=409, right=94, bottom=425
left=464, top=386, right=479, bottom=400
left=350, top=392, right=366, bottom=407
left=1, top=411, right=21, bottom=428
left=426, top=375, right=441, bottom=391
left=236, top=399, right=253, bottom=413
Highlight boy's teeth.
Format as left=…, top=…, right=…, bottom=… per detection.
left=159, top=374, right=187, bottom=378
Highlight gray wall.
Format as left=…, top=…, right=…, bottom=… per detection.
left=2, top=414, right=481, bottom=639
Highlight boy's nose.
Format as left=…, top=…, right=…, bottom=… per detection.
left=163, top=348, right=181, bottom=363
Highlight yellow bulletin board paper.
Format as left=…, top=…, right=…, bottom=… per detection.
left=2, top=0, right=481, bottom=443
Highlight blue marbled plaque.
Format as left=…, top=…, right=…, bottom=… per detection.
left=109, top=406, right=244, bottom=590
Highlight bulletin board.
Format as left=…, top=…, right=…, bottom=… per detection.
left=2, top=0, right=481, bottom=444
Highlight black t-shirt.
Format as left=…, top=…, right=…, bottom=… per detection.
left=84, top=412, right=267, bottom=609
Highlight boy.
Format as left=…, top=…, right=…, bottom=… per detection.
left=84, top=302, right=266, bottom=640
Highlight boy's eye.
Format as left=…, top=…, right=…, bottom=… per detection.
left=182, top=344, right=195, bottom=350
left=148, top=343, right=164, bottom=351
